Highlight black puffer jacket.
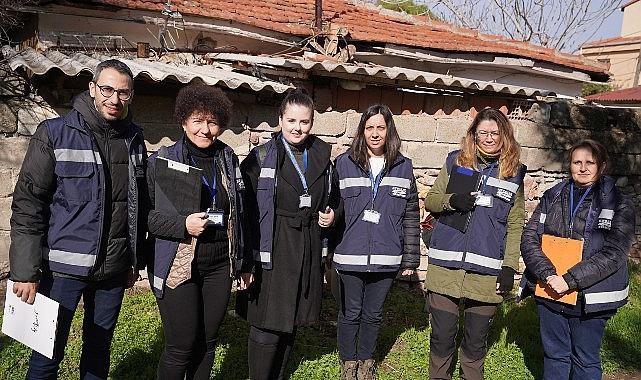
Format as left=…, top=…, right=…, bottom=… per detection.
left=9, top=91, right=148, bottom=282
left=520, top=176, right=635, bottom=313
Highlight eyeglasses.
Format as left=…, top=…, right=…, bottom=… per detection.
left=476, top=130, right=500, bottom=139
left=94, top=83, right=133, bottom=101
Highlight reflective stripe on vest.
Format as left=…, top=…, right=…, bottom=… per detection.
left=485, top=176, right=519, bottom=193
left=44, top=248, right=97, bottom=267
left=333, top=254, right=368, bottom=265
left=465, top=251, right=503, bottom=270
left=380, top=176, right=410, bottom=188
left=235, top=166, right=242, bottom=179
left=539, top=213, right=547, bottom=224
left=429, top=248, right=464, bottom=262
left=332, top=254, right=402, bottom=266
left=370, top=255, right=402, bottom=265
left=152, top=274, right=164, bottom=290
left=54, top=148, right=102, bottom=164
left=260, top=168, right=276, bottom=178
left=339, top=177, right=371, bottom=189
left=429, top=248, right=502, bottom=270
left=585, top=285, right=629, bottom=305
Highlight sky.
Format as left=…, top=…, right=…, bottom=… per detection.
left=590, top=6, right=624, bottom=42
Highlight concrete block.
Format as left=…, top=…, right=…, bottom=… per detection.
left=0, top=197, right=12, bottom=230
left=401, top=142, right=455, bottom=169
left=313, top=111, right=348, bottom=137
left=17, top=97, right=59, bottom=136
left=0, top=231, right=9, bottom=277
left=218, top=128, right=250, bottom=150
left=0, top=136, right=30, bottom=169
left=0, top=102, right=17, bottom=133
left=526, top=102, right=551, bottom=124
left=434, top=118, right=469, bottom=144
left=394, top=114, right=436, bottom=142
left=521, top=148, right=564, bottom=172
left=346, top=111, right=362, bottom=138
left=549, top=101, right=572, bottom=128
left=0, top=169, right=16, bottom=197
left=0, top=65, right=27, bottom=97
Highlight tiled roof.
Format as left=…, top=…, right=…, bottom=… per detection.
left=582, top=35, right=641, bottom=49
left=89, top=0, right=607, bottom=76
left=586, top=86, right=641, bottom=104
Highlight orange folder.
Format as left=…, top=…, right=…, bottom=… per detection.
left=534, top=234, right=583, bottom=305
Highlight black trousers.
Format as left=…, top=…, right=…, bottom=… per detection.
left=337, top=270, right=396, bottom=361
left=247, top=325, right=297, bottom=380
left=428, top=292, right=497, bottom=380
left=156, top=262, right=232, bottom=380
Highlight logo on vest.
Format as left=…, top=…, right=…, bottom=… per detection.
left=597, top=218, right=612, bottom=230
left=236, top=178, right=245, bottom=190
left=391, top=187, right=407, bottom=198
left=495, top=188, right=513, bottom=202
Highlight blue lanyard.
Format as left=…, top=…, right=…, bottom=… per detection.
left=281, top=135, right=309, bottom=194
left=569, top=182, right=592, bottom=230
left=480, top=162, right=497, bottom=193
left=368, top=168, right=384, bottom=208
left=191, top=157, right=217, bottom=204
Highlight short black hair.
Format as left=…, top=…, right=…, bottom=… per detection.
left=92, top=59, right=134, bottom=83
left=174, top=83, right=232, bottom=127
left=279, top=88, right=314, bottom=122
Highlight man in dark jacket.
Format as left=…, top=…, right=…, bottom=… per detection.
left=9, top=59, right=148, bottom=379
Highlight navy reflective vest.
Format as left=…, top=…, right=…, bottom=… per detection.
left=518, top=177, right=628, bottom=313
left=333, top=151, right=415, bottom=272
left=428, top=150, right=526, bottom=276
left=45, top=109, right=145, bottom=276
left=147, top=138, right=245, bottom=297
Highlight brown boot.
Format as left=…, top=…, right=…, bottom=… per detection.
left=341, top=360, right=358, bottom=380
left=357, top=359, right=376, bottom=380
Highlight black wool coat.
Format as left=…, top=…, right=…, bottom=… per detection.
left=236, top=135, right=341, bottom=333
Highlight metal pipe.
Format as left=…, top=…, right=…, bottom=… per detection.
left=315, top=0, right=322, bottom=31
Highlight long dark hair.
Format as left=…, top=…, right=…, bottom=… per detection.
left=349, top=104, right=401, bottom=172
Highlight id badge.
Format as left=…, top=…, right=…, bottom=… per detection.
left=475, top=194, right=494, bottom=208
left=362, top=209, right=381, bottom=224
left=299, top=194, right=312, bottom=208
left=206, top=208, right=225, bottom=226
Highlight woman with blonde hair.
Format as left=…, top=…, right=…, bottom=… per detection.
left=424, top=108, right=526, bottom=380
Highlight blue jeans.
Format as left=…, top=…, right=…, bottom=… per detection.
left=537, top=301, right=609, bottom=380
left=337, top=270, right=396, bottom=361
left=26, top=271, right=127, bottom=380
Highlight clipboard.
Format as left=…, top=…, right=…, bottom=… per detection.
left=154, top=157, right=202, bottom=215
left=534, top=234, right=583, bottom=305
left=438, top=165, right=481, bottom=232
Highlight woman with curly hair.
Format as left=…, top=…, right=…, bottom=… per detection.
left=424, top=108, right=526, bottom=380
left=146, top=82, right=252, bottom=380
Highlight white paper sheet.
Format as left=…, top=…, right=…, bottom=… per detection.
left=2, top=280, right=59, bottom=359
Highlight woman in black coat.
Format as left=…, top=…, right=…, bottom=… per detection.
left=520, top=139, right=635, bottom=380
left=237, top=88, right=342, bottom=380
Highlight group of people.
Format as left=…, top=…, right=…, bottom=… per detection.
left=8, top=59, right=635, bottom=380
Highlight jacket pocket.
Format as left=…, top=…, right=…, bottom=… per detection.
left=55, top=164, right=95, bottom=202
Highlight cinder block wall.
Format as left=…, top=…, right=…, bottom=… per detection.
left=1, top=74, right=640, bottom=281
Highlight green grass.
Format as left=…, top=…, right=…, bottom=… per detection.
left=2, top=266, right=641, bottom=379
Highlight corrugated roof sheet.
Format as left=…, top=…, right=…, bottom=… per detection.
left=586, top=86, right=641, bottom=103
left=208, top=52, right=549, bottom=96
left=86, top=0, right=608, bottom=76
left=1, top=46, right=293, bottom=93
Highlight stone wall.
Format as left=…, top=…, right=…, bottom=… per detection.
left=1, top=72, right=640, bottom=280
